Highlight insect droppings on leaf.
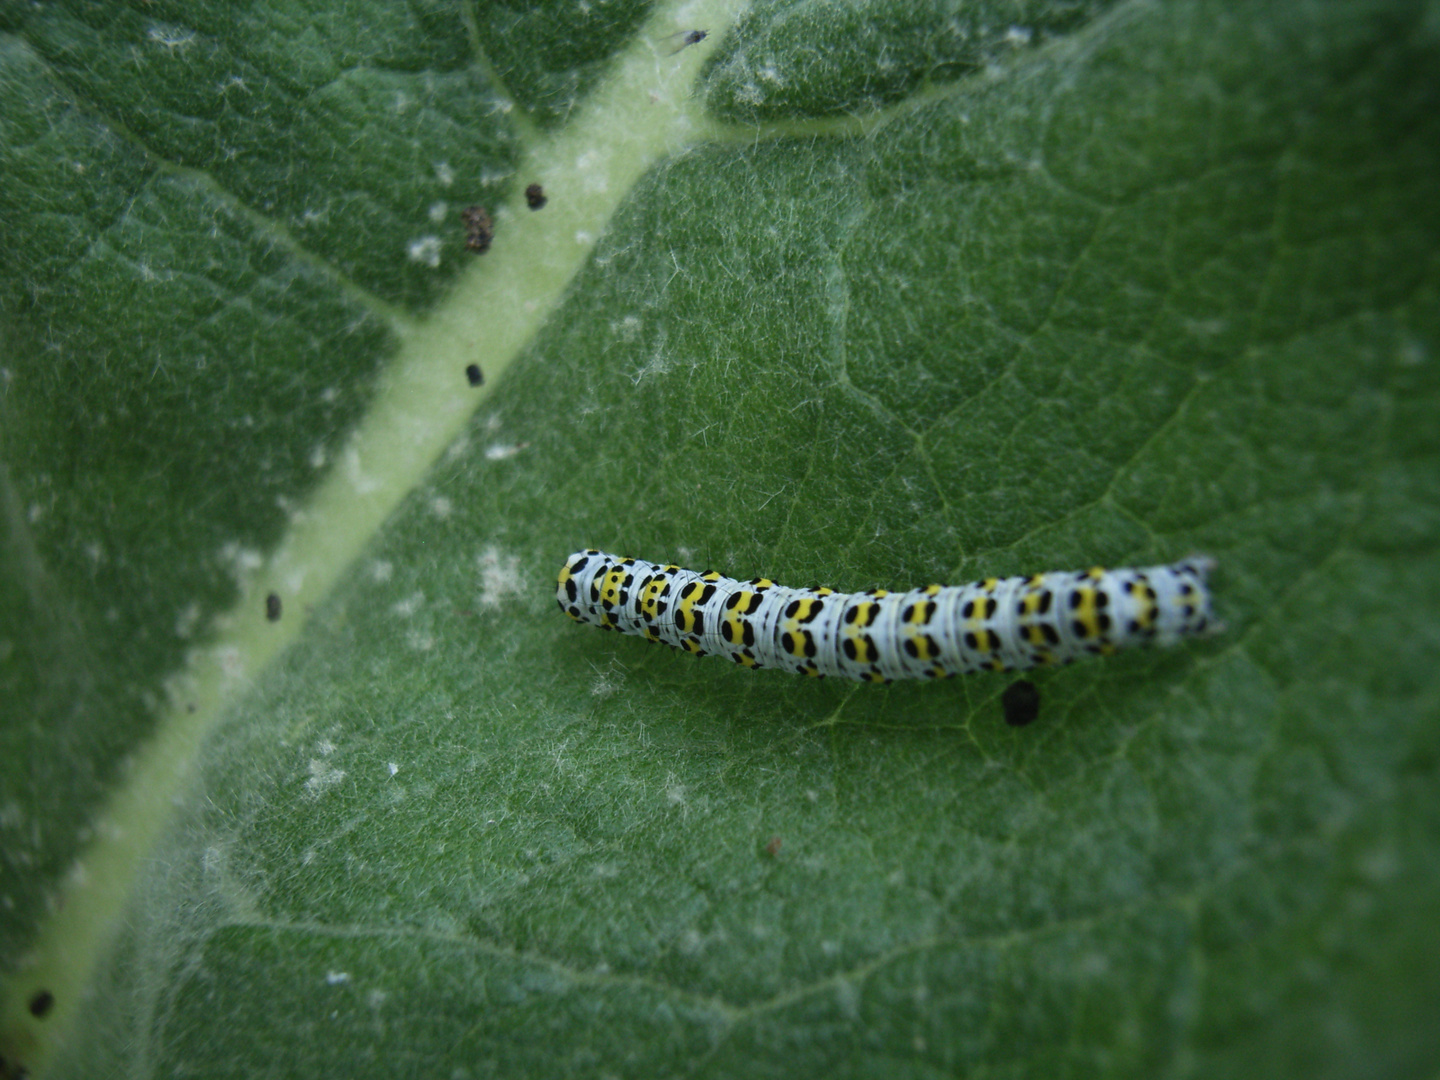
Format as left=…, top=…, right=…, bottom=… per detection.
left=460, top=205, right=493, bottom=253
left=1001, top=680, right=1041, bottom=727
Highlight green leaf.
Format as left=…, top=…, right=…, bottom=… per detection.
left=3, top=0, right=1439, bottom=1077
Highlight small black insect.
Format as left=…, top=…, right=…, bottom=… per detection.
left=265, top=593, right=282, bottom=622
left=666, top=29, right=707, bottom=54
left=28, top=990, right=54, bottom=1018
left=466, top=363, right=485, bottom=387
left=525, top=183, right=547, bottom=210
left=460, top=205, right=493, bottom=253
left=1001, top=680, right=1041, bottom=727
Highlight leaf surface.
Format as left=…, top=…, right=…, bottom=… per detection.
left=2, top=0, right=1438, bottom=1076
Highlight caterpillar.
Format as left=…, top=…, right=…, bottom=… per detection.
left=557, top=550, right=1216, bottom=682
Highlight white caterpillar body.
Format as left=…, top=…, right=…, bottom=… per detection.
left=557, top=550, right=1216, bottom=683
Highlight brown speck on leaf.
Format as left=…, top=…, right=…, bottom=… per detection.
left=764, top=836, right=782, bottom=857
left=461, top=205, right=493, bottom=253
